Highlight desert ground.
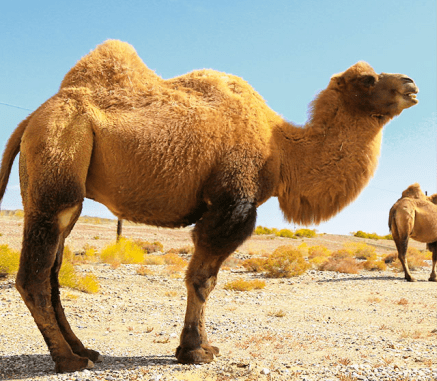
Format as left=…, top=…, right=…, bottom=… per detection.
left=0, top=215, right=436, bottom=381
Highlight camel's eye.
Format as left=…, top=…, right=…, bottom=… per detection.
left=360, top=75, right=376, bottom=87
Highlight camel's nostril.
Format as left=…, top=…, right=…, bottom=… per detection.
left=402, top=77, right=414, bottom=84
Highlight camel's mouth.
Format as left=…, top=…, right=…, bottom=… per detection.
left=404, top=92, right=419, bottom=104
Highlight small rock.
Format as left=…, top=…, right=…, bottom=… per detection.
left=261, top=368, right=270, bottom=375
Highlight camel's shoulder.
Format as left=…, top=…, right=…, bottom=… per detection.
left=60, top=40, right=161, bottom=91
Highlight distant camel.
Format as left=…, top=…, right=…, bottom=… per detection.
left=389, top=183, right=437, bottom=282
left=0, top=40, right=418, bottom=372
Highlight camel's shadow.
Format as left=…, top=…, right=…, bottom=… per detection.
left=0, top=354, right=177, bottom=379
left=316, top=275, right=429, bottom=283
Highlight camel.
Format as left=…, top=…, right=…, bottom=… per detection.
left=0, top=40, right=418, bottom=373
left=389, top=183, right=437, bottom=282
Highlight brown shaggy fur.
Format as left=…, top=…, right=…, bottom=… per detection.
left=389, top=183, right=437, bottom=282
left=0, top=40, right=418, bottom=372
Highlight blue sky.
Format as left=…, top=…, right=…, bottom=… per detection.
left=1, top=0, right=435, bottom=235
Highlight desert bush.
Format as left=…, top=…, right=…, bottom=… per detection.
left=254, top=226, right=273, bottom=235
left=308, top=245, right=331, bottom=259
left=263, top=246, right=310, bottom=278
left=222, top=256, right=243, bottom=270
left=224, top=278, right=266, bottom=291
left=319, top=256, right=361, bottom=274
left=59, top=260, right=99, bottom=294
left=79, top=216, right=103, bottom=224
left=76, top=274, right=100, bottom=293
left=143, top=255, right=165, bottom=265
left=137, top=265, right=154, bottom=276
left=242, top=257, right=267, bottom=272
left=362, top=259, right=387, bottom=271
left=162, top=253, right=188, bottom=268
left=294, top=228, right=317, bottom=238
left=384, top=252, right=397, bottom=264
left=173, top=245, right=194, bottom=255
left=100, top=238, right=145, bottom=265
left=345, top=242, right=377, bottom=260
left=353, top=230, right=392, bottom=240
left=275, top=229, right=295, bottom=239
left=308, top=245, right=332, bottom=268
left=0, top=244, right=20, bottom=275
left=389, top=247, right=430, bottom=271
left=83, top=245, right=99, bottom=263
left=13, top=210, right=24, bottom=218
left=135, top=240, right=164, bottom=253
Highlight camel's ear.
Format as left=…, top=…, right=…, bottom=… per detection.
left=359, top=74, right=376, bottom=88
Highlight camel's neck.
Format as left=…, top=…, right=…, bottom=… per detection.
left=275, top=88, right=385, bottom=225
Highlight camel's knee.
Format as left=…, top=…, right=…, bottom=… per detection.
left=187, top=274, right=217, bottom=303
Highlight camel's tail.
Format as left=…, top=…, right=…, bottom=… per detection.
left=388, top=207, right=395, bottom=234
left=0, top=117, right=29, bottom=203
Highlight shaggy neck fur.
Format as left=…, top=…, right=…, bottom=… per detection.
left=276, top=87, right=388, bottom=226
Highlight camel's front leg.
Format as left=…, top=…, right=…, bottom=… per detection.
left=176, top=254, right=221, bottom=363
left=175, top=195, right=257, bottom=364
left=426, top=242, right=437, bottom=282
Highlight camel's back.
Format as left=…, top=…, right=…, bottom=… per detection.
left=59, top=40, right=282, bottom=133
left=392, top=196, right=437, bottom=242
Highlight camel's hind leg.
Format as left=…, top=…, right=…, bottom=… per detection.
left=391, top=211, right=415, bottom=281
left=426, top=241, right=437, bottom=281
left=176, top=193, right=257, bottom=364
left=17, top=202, right=97, bottom=373
left=16, top=111, right=96, bottom=372
left=50, top=210, right=102, bottom=363
left=392, top=236, right=415, bottom=281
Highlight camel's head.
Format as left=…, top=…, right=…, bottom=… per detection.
left=330, top=61, right=418, bottom=120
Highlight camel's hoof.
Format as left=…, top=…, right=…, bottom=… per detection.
left=55, top=357, right=94, bottom=373
left=406, top=277, right=416, bottom=282
left=87, top=349, right=103, bottom=363
left=428, top=277, right=437, bottom=282
left=175, top=344, right=219, bottom=364
left=73, top=348, right=103, bottom=363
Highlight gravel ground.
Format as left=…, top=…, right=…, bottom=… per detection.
left=1, top=264, right=437, bottom=380
left=1, top=218, right=436, bottom=380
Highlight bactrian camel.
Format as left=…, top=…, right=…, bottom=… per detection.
left=0, top=40, right=419, bottom=372
left=389, top=183, right=437, bottom=282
